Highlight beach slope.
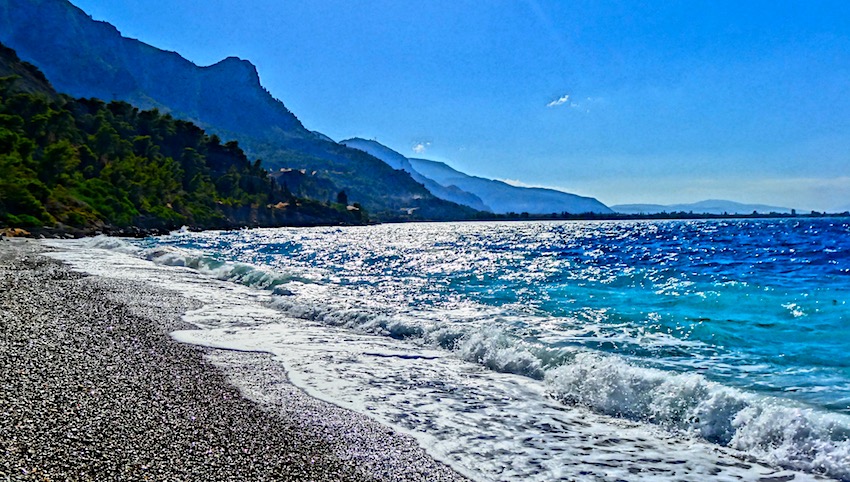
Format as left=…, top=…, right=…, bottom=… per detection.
left=0, top=240, right=466, bottom=481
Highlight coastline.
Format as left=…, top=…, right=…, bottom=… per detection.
left=0, top=239, right=467, bottom=481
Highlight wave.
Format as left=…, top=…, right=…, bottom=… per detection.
left=273, top=289, right=850, bottom=478
left=86, top=235, right=850, bottom=480
left=267, top=297, right=558, bottom=380
left=83, top=235, right=305, bottom=290
left=546, top=352, right=850, bottom=479
left=84, top=234, right=143, bottom=254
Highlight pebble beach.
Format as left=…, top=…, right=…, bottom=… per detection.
left=0, top=239, right=468, bottom=481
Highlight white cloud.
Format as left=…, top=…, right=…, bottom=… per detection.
left=548, top=95, right=605, bottom=112
left=546, top=94, right=570, bottom=107
left=412, top=141, right=431, bottom=154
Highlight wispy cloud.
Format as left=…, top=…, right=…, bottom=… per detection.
left=412, top=141, right=431, bottom=154
left=546, top=94, right=570, bottom=107
left=547, top=94, right=604, bottom=112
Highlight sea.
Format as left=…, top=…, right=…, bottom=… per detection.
left=46, top=219, right=850, bottom=481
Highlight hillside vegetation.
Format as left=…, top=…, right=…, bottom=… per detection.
left=0, top=44, right=363, bottom=234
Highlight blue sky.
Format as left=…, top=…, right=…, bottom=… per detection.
left=71, top=0, right=850, bottom=211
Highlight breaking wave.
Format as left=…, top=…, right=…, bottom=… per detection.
left=545, top=352, right=850, bottom=479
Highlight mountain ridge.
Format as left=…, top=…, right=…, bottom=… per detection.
left=0, top=0, right=476, bottom=221
left=339, top=138, right=492, bottom=212
left=340, top=138, right=611, bottom=214
left=406, top=158, right=612, bottom=214
left=0, top=41, right=366, bottom=234
left=0, top=0, right=304, bottom=136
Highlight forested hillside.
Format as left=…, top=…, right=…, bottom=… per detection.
left=0, top=44, right=364, bottom=235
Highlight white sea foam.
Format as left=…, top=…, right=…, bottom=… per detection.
left=169, top=225, right=192, bottom=235
left=170, top=321, right=829, bottom=482
left=453, top=326, right=546, bottom=379
left=546, top=352, right=850, bottom=479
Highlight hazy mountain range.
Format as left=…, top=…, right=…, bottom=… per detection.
left=407, top=159, right=612, bottom=215
left=611, top=200, right=794, bottom=215
left=341, top=139, right=612, bottom=214
left=339, top=139, right=492, bottom=212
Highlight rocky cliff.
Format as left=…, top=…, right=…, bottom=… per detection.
left=0, top=0, right=304, bottom=137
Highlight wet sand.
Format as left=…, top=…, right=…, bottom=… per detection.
left=0, top=239, right=468, bottom=481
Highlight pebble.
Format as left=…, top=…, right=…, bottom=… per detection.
left=0, top=240, right=469, bottom=481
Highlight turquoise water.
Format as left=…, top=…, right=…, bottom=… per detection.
left=142, top=219, right=850, bottom=413
left=72, top=218, right=850, bottom=479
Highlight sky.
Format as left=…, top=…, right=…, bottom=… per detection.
left=71, top=0, right=850, bottom=211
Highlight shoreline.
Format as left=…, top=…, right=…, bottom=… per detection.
left=3, top=212, right=849, bottom=241
left=0, top=239, right=467, bottom=481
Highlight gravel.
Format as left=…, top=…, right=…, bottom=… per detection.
left=0, top=239, right=469, bottom=481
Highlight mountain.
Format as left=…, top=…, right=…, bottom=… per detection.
left=340, top=138, right=416, bottom=172
left=0, top=0, right=475, bottom=221
left=0, top=0, right=302, bottom=138
left=340, top=138, right=492, bottom=212
left=612, top=200, right=794, bottom=215
left=340, top=138, right=611, bottom=215
left=409, top=158, right=612, bottom=215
